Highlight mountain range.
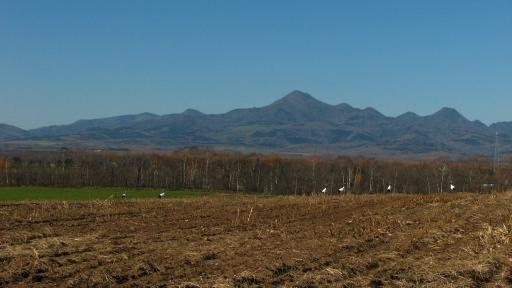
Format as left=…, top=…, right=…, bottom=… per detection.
left=1, top=90, right=510, bottom=159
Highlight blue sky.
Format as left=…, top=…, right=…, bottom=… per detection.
left=1, top=0, right=511, bottom=130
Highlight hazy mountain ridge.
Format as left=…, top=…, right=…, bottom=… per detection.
left=490, top=122, right=512, bottom=133
left=0, top=124, right=27, bottom=141
left=1, top=90, right=510, bottom=158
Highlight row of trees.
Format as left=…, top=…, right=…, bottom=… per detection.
left=0, top=147, right=510, bottom=194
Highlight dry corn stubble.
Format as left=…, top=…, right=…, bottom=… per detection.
left=1, top=192, right=512, bottom=287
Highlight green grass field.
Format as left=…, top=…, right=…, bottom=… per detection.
left=0, top=187, right=219, bottom=201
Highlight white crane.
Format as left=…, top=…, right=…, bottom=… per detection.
left=159, top=192, right=165, bottom=198
left=450, top=184, right=455, bottom=191
left=387, top=185, right=391, bottom=193
left=322, top=187, right=327, bottom=193
left=338, top=187, right=345, bottom=193
left=122, top=192, right=126, bottom=199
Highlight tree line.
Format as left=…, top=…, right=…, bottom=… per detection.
left=0, top=146, right=510, bottom=194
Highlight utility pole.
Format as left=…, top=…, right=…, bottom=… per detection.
left=493, top=130, right=499, bottom=174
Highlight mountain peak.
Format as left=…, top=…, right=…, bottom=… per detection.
left=0, top=123, right=27, bottom=141
left=181, top=109, right=204, bottom=116
left=396, top=112, right=423, bottom=122
left=269, top=90, right=328, bottom=109
left=257, top=90, right=337, bottom=123
left=274, top=90, right=318, bottom=105
left=427, top=107, right=469, bottom=124
left=363, top=107, right=385, bottom=117
left=267, top=90, right=331, bottom=112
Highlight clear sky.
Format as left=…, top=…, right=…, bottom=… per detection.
left=1, top=0, right=511, bottom=130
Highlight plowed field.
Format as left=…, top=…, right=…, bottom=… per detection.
left=2, top=192, right=512, bottom=287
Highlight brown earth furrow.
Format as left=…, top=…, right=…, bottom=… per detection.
left=1, top=193, right=512, bottom=287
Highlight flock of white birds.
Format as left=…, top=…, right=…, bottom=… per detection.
left=320, top=183, right=455, bottom=194
left=321, top=186, right=346, bottom=194
left=120, top=183, right=457, bottom=199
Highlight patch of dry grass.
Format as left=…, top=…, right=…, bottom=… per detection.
left=1, top=192, right=512, bottom=286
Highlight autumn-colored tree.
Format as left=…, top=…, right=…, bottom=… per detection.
left=0, top=148, right=509, bottom=194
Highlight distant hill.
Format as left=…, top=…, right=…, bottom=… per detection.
left=1, top=90, right=510, bottom=159
left=27, top=112, right=160, bottom=138
left=490, top=122, right=512, bottom=133
left=181, top=109, right=204, bottom=116
left=0, top=124, right=27, bottom=141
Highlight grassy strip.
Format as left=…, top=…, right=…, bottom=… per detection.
left=0, top=187, right=218, bottom=201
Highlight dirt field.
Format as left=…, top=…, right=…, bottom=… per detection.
left=1, top=192, right=512, bottom=287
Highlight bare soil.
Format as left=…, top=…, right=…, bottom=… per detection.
left=1, top=192, right=512, bottom=287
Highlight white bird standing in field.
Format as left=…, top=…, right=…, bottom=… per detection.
left=339, top=187, right=345, bottom=193
left=122, top=192, right=126, bottom=199
left=322, top=187, right=327, bottom=193
left=387, top=185, right=391, bottom=193
left=159, top=192, right=165, bottom=198
left=450, top=184, right=455, bottom=191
